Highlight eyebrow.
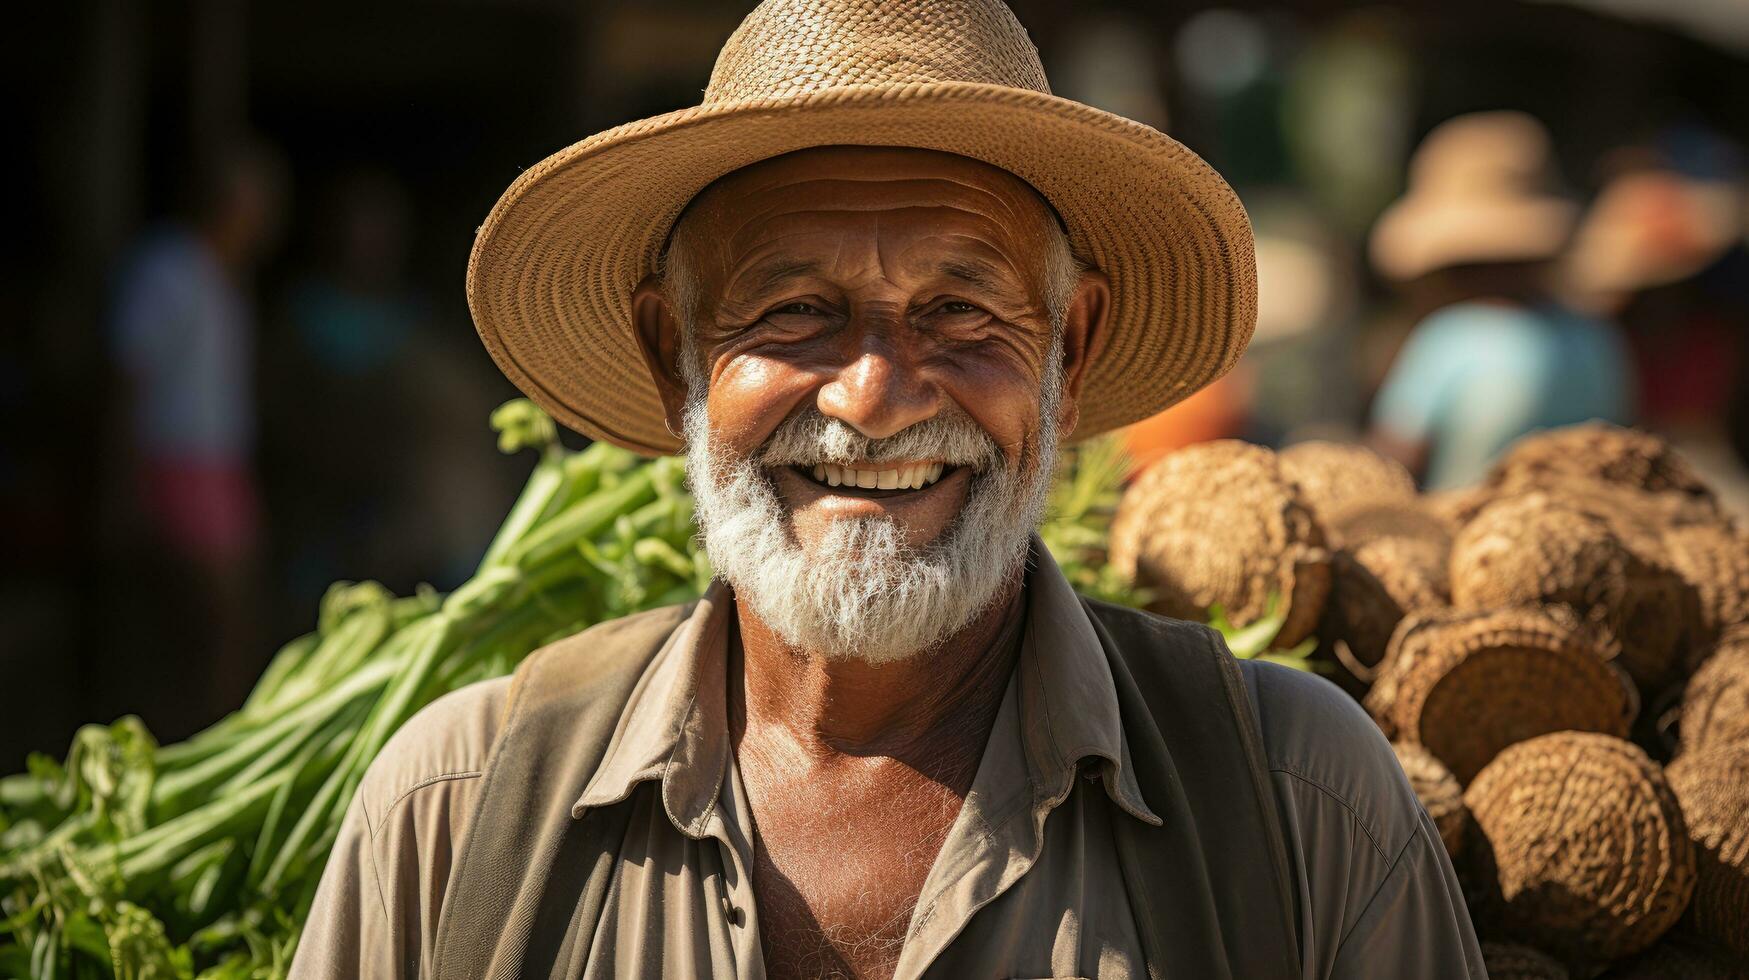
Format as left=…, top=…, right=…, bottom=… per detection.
left=735, top=258, right=823, bottom=298
left=932, top=258, right=1014, bottom=293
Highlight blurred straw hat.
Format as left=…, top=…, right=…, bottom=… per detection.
left=467, top=0, right=1256, bottom=454
left=1370, top=112, right=1577, bottom=282
left=1563, top=169, right=1744, bottom=310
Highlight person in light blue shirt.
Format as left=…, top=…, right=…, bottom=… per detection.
left=1371, top=291, right=1633, bottom=488
left=1365, top=112, right=1636, bottom=487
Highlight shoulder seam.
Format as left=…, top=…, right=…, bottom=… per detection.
left=1270, top=763, right=1392, bottom=863
left=1335, top=812, right=1434, bottom=951
left=371, top=770, right=485, bottom=838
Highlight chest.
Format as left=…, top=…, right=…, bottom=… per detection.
left=740, top=762, right=969, bottom=980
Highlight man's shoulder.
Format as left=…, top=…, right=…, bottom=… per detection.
left=504, top=602, right=694, bottom=715
left=1241, top=659, right=1423, bottom=859
left=1083, top=599, right=1421, bottom=857
left=355, top=675, right=512, bottom=834
left=1079, top=596, right=1228, bottom=658
left=354, top=602, right=695, bottom=830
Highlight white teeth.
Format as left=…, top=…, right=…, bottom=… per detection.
left=808, top=463, right=949, bottom=491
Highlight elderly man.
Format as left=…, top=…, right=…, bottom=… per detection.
left=292, top=2, right=1483, bottom=978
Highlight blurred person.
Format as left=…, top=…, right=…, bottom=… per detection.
left=266, top=171, right=429, bottom=598
left=1565, top=158, right=1749, bottom=514
left=1367, top=112, right=1633, bottom=489
left=107, top=138, right=286, bottom=729
left=264, top=171, right=518, bottom=603
left=1565, top=164, right=1743, bottom=429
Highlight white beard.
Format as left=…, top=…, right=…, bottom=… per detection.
left=682, top=358, right=1062, bottom=665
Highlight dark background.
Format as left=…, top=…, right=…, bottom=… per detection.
left=5, top=0, right=1747, bottom=766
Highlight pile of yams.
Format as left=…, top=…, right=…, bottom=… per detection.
left=1110, top=423, right=1748, bottom=978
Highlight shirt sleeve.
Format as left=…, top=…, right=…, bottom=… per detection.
left=1328, top=808, right=1486, bottom=979
left=290, top=793, right=404, bottom=980
left=1246, top=662, right=1485, bottom=980
left=287, top=677, right=509, bottom=979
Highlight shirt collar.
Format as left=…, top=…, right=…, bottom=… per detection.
left=571, top=580, right=735, bottom=837
left=572, top=537, right=1161, bottom=832
left=1018, top=540, right=1162, bottom=825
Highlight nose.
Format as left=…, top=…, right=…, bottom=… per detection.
left=816, top=339, right=941, bottom=440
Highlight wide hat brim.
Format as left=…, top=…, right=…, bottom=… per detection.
left=468, top=80, right=1257, bottom=455
left=1369, top=193, right=1577, bottom=283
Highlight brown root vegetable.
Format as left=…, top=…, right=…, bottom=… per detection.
left=1664, top=523, right=1749, bottom=658
left=1479, top=941, right=1570, bottom=980
left=1321, top=498, right=1455, bottom=551
left=1665, top=741, right=1749, bottom=960
left=1278, top=440, right=1417, bottom=525
left=1681, top=634, right=1749, bottom=754
left=1110, top=441, right=1330, bottom=647
left=1381, top=607, right=1630, bottom=782
left=1322, top=537, right=1450, bottom=673
left=1366, top=605, right=1620, bottom=739
left=1392, top=741, right=1468, bottom=859
left=1423, top=484, right=1496, bottom=528
left=1451, top=492, right=1686, bottom=692
left=1485, top=422, right=1720, bottom=509
left=1464, top=732, right=1695, bottom=963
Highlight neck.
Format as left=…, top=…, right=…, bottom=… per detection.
left=732, top=571, right=1025, bottom=761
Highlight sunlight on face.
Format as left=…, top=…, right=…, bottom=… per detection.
left=669, top=148, right=1077, bottom=662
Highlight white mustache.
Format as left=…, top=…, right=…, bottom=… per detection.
left=754, top=407, right=1004, bottom=473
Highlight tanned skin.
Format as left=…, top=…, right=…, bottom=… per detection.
left=629, top=146, right=1110, bottom=980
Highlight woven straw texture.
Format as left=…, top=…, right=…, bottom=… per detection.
left=1465, top=732, right=1695, bottom=962
left=466, top=0, right=1257, bottom=453
left=1322, top=499, right=1455, bottom=552
left=1424, top=484, right=1496, bottom=528
left=1323, top=536, right=1450, bottom=672
left=1681, top=635, right=1749, bottom=754
left=1384, top=608, right=1630, bottom=783
left=1485, top=424, right=1720, bottom=508
left=1479, top=941, right=1571, bottom=980
left=1665, top=741, right=1749, bottom=959
left=1452, top=492, right=1685, bottom=692
left=1665, top=523, right=1749, bottom=655
left=1393, top=741, right=1469, bottom=858
left=1278, top=441, right=1417, bottom=529
left=1367, top=606, right=1617, bottom=717
left=1109, top=441, right=1329, bottom=647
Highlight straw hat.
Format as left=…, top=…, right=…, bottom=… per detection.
left=467, top=0, right=1256, bottom=454
left=1563, top=169, right=1744, bottom=310
left=1370, top=111, right=1577, bottom=282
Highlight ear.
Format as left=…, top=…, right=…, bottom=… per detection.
left=1055, top=267, right=1111, bottom=438
left=631, top=273, right=689, bottom=439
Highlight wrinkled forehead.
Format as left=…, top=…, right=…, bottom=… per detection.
left=670, top=146, right=1062, bottom=273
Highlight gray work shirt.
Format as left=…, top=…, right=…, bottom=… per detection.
left=292, top=553, right=1484, bottom=978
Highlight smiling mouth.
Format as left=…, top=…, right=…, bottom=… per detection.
left=790, top=462, right=952, bottom=492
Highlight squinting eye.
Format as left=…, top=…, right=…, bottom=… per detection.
left=939, top=301, right=981, bottom=315
left=771, top=302, right=826, bottom=316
